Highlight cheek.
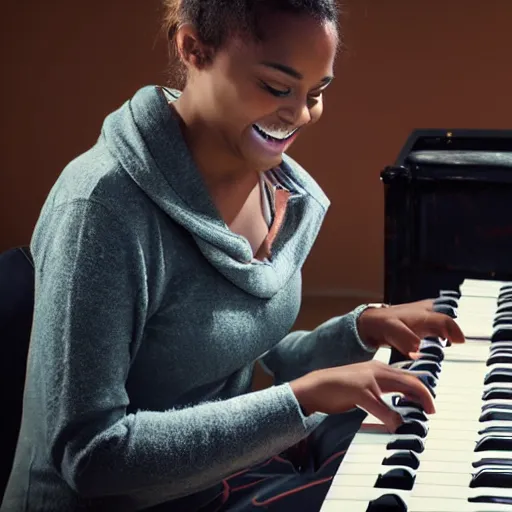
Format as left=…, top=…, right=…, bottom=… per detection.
left=230, top=86, right=280, bottom=127
left=309, top=99, right=324, bottom=124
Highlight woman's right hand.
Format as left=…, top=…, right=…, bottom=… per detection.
left=290, top=360, right=435, bottom=433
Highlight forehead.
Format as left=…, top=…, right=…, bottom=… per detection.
left=226, top=12, right=337, bottom=79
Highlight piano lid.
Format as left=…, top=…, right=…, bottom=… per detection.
left=382, top=129, right=512, bottom=184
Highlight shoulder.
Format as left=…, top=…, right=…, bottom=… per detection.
left=45, top=141, right=154, bottom=224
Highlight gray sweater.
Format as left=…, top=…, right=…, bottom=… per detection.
left=1, top=86, right=375, bottom=511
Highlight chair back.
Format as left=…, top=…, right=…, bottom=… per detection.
left=0, top=246, right=34, bottom=500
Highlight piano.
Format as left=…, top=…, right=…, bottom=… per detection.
left=320, top=130, right=512, bottom=511
left=381, top=128, right=512, bottom=309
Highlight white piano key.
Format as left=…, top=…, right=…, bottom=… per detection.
left=340, top=445, right=512, bottom=465
left=334, top=470, right=473, bottom=488
left=350, top=432, right=391, bottom=445
left=423, top=438, right=476, bottom=451
left=408, top=497, right=512, bottom=512
left=334, top=461, right=388, bottom=477
left=323, top=497, right=512, bottom=512
left=330, top=473, right=379, bottom=488
left=413, top=485, right=512, bottom=500
left=323, top=485, right=410, bottom=501
left=320, top=500, right=370, bottom=512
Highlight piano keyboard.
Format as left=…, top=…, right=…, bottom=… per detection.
left=320, top=279, right=512, bottom=512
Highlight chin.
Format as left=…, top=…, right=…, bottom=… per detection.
left=250, top=153, right=283, bottom=173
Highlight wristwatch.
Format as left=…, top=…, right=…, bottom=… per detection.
left=357, top=303, right=391, bottom=351
left=363, top=303, right=390, bottom=310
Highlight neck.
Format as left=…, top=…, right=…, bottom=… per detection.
left=172, top=88, right=255, bottom=189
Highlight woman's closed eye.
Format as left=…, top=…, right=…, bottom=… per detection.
left=259, top=80, right=328, bottom=102
left=259, top=80, right=291, bottom=97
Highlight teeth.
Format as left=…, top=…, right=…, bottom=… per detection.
left=254, top=124, right=297, bottom=141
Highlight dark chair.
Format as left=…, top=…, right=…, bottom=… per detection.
left=0, top=246, right=34, bottom=501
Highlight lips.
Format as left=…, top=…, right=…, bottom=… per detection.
left=253, top=124, right=299, bottom=143
left=250, top=123, right=300, bottom=158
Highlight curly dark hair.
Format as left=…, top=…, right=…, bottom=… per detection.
left=162, top=0, right=340, bottom=85
left=163, top=0, right=339, bottom=47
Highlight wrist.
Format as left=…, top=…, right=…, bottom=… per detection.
left=357, top=303, right=390, bottom=349
left=290, top=374, right=318, bottom=416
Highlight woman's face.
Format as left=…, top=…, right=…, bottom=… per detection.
left=186, top=12, right=338, bottom=172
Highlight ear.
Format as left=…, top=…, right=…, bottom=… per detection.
left=175, top=23, right=213, bottom=71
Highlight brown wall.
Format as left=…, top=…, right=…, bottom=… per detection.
left=2, top=1, right=512, bottom=299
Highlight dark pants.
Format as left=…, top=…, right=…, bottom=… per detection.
left=201, top=408, right=366, bottom=512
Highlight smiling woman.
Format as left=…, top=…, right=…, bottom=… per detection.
left=163, top=0, right=339, bottom=176
left=0, top=1, right=461, bottom=511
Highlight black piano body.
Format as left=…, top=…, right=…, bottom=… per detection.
left=381, top=129, right=512, bottom=363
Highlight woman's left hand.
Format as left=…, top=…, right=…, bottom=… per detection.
left=357, top=300, right=465, bottom=358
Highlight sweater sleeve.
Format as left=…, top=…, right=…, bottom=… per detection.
left=259, top=309, right=378, bottom=384
left=29, top=199, right=324, bottom=501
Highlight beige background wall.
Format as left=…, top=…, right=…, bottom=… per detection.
left=2, top=1, right=511, bottom=299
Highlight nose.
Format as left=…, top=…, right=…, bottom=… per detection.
left=278, top=99, right=312, bottom=128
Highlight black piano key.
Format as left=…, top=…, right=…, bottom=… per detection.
left=469, top=496, right=512, bottom=505
left=408, top=360, right=441, bottom=376
left=387, top=437, right=424, bottom=453
left=475, top=435, right=512, bottom=451
left=433, top=304, right=457, bottom=318
left=395, top=421, right=428, bottom=438
left=493, top=318, right=512, bottom=329
left=489, top=343, right=512, bottom=352
left=470, top=468, right=512, bottom=488
left=491, top=340, right=512, bottom=348
left=492, top=326, right=512, bottom=343
left=498, top=295, right=512, bottom=306
left=366, top=493, right=408, bottom=511
left=392, top=396, right=416, bottom=408
left=484, top=368, right=512, bottom=385
left=479, top=410, right=512, bottom=422
left=392, top=397, right=425, bottom=412
left=423, top=336, right=443, bottom=344
left=402, top=410, right=428, bottom=422
left=382, top=451, right=419, bottom=470
left=493, top=311, right=512, bottom=320
left=482, top=387, right=512, bottom=401
left=416, top=353, right=442, bottom=363
left=478, top=426, right=512, bottom=436
left=473, top=458, right=512, bottom=468
left=419, top=345, right=444, bottom=361
left=433, top=297, right=458, bottom=309
left=496, top=305, right=512, bottom=315
left=481, top=402, right=512, bottom=412
left=375, top=468, right=416, bottom=491
left=440, top=290, right=461, bottom=299
left=487, top=352, right=512, bottom=366
left=416, top=374, right=436, bottom=396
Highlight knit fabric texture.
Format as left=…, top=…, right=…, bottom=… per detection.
left=2, top=86, right=375, bottom=511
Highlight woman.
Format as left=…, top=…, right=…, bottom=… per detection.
left=2, top=0, right=464, bottom=511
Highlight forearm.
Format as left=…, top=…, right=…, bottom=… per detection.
left=58, top=384, right=324, bottom=500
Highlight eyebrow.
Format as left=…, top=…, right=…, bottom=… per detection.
left=260, top=61, right=334, bottom=85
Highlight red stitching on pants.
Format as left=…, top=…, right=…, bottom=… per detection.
left=250, top=476, right=333, bottom=507
left=230, top=478, right=268, bottom=493
left=318, top=449, right=347, bottom=472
